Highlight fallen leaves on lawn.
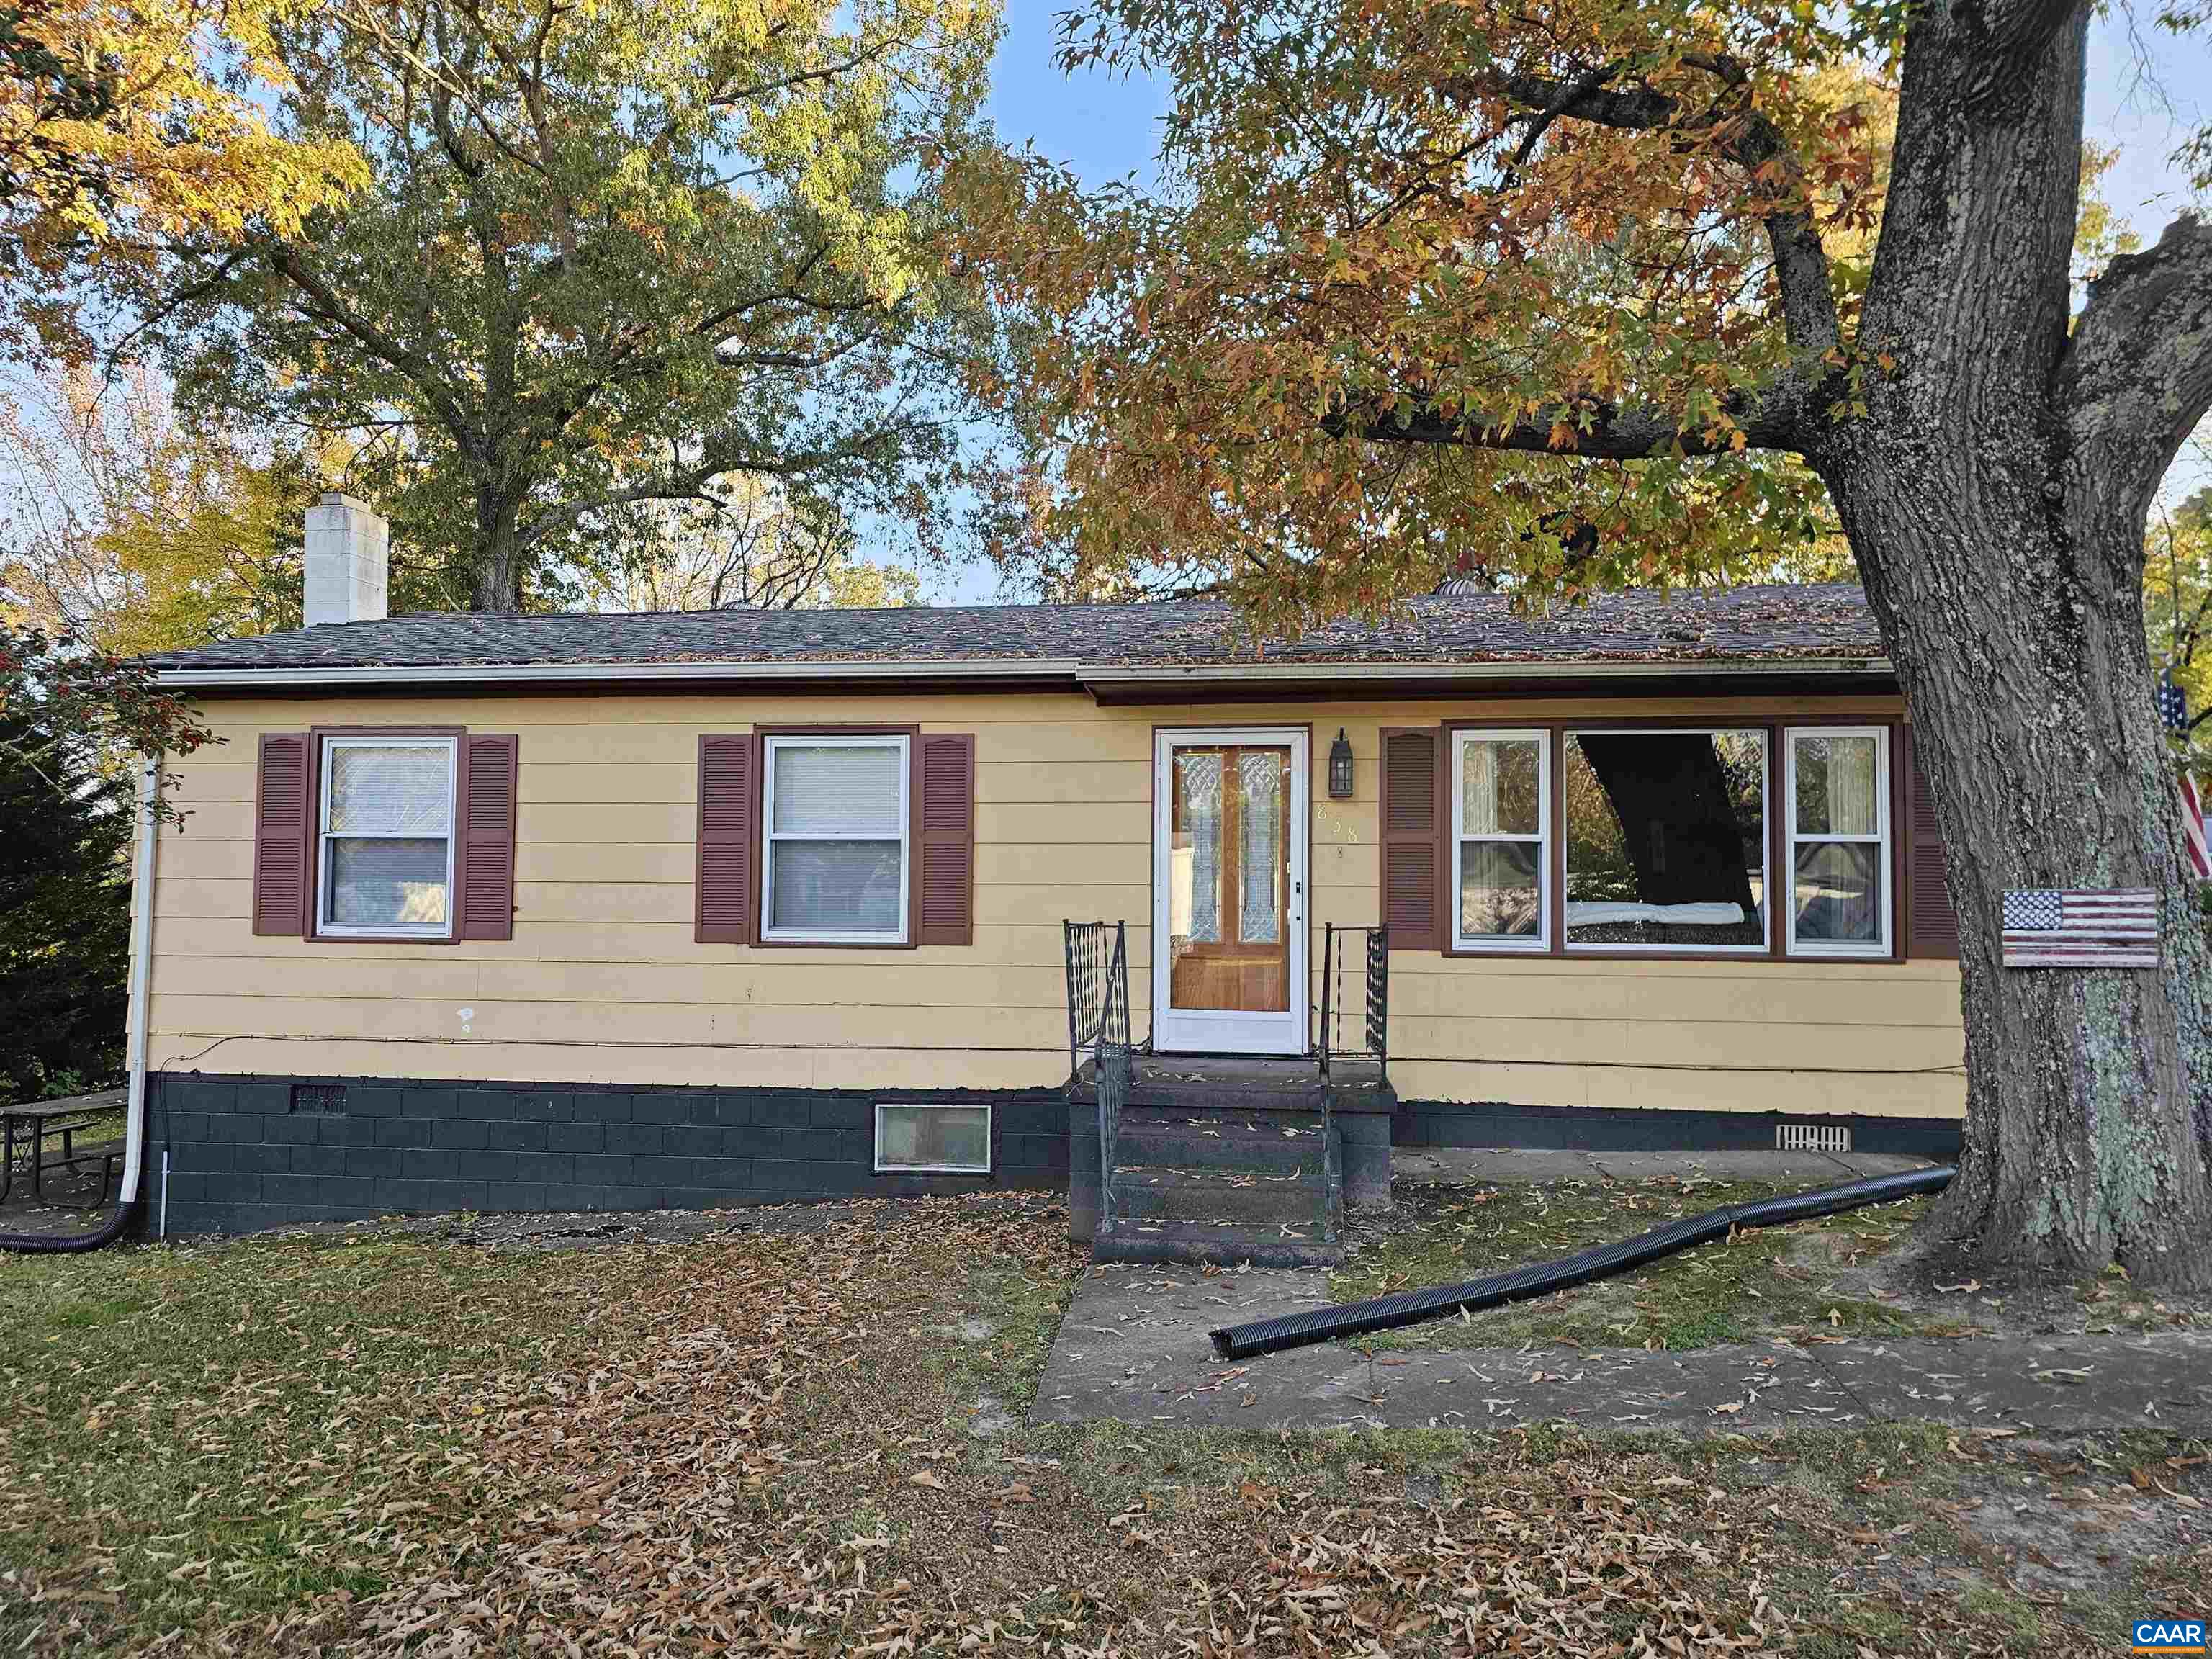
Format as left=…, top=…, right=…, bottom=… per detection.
left=1, top=1195, right=2166, bottom=1657
left=237, top=1200, right=1792, bottom=1657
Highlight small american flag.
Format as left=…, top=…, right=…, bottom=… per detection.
left=2159, top=667, right=2190, bottom=734
left=2184, top=773, right=2210, bottom=881
left=2001, top=889, right=2159, bottom=968
left=2162, top=669, right=2209, bottom=878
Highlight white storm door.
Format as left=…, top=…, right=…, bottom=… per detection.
left=1151, top=727, right=1308, bottom=1054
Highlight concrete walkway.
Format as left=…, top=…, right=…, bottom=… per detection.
left=1033, top=1262, right=2212, bottom=1439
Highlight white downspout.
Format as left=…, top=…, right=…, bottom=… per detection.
left=120, top=754, right=159, bottom=1210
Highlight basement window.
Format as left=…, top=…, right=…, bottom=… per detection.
left=317, top=737, right=456, bottom=938
left=874, top=1102, right=991, bottom=1174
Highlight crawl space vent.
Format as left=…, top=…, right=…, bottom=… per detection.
left=289, top=1083, right=349, bottom=1115
left=1776, top=1122, right=1851, bottom=1154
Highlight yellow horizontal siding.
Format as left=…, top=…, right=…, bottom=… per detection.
left=146, top=685, right=1963, bottom=1113
left=150, top=993, right=1071, bottom=1051
left=156, top=956, right=1100, bottom=1009
left=1382, top=967, right=1961, bottom=1026
left=144, top=1037, right=1067, bottom=1092
left=152, top=914, right=1102, bottom=969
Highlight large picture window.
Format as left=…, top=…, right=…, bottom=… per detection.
left=317, top=736, right=456, bottom=938
left=761, top=734, right=909, bottom=943
left=1564, top=729, right=1768, bottom=952
left=1786, top=727, right=1892, bottom=956
left=1452, top=729, right=1549, bottom=950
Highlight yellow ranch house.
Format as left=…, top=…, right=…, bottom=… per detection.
left=133, top=495, right=1965, bottom=1249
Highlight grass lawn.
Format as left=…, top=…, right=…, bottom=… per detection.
left=1330, top=1178, right=2207, bottom=1350
left=0, top=1192, right=2203, bottom=1655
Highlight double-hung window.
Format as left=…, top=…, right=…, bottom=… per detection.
left=1452, top=729, right=1549, bottom=950
left=1785, top=727, right=1892, bottom=956
left=318, top=736, right=457, bottom=938
left=761, top=734, right=910, bottom=943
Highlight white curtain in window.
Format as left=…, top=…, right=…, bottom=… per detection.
left=1177, top=752, right=1222, bottom=943
left=1238, top=750, right=1280, bottom=943
left=1823, top=737, right=1878, bottom=837
left=1462, top=742, right=1498, bottom=835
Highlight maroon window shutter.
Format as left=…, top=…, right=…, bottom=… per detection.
left=1903, top=726, right=1959, bottom=959
left=915, top=733, right=976, bottom=946
left=253, top=733, right=313, bottom=937
left=696, top=734, right=757, bottom=945
left=1380, top=727, right=1442, bottom=951
left=457, top=734, right=518, bottom=941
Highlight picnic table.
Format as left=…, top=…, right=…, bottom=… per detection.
left=0, top=1087, right=125, bottom=1204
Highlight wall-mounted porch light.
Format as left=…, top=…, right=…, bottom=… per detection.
left=1328, top=728, right=1355, bottom=799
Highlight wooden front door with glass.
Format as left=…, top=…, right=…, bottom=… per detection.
left=1151, top=729, right=1309, bottom=1054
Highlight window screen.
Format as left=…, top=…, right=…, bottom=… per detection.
left=318, top=738, right=455, bottom=935
left=1564, top=729, right=1768, bottom=950
left=763, top=737, right=909, bottom=940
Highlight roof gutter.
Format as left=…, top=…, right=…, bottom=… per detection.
left=154, top=653, right=1893, bottom=691
left=1076, top=656, right=1893, bottom=687
left=153, top=657, right=1084, bottom=691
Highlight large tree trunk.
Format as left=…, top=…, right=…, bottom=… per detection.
left=1820, top=2, right=2212, bottom=1285
left=472, top=490, right=525, bottom=612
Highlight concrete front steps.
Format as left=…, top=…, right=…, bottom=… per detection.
left=1095, top=1107, right=1341, bottom=1266
left=1066, top=1053, right=1397, bottom=1268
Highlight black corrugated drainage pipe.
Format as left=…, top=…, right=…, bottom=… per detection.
left=0, top=1192, right=141, bottom=1254
left=1209, top=1165, right=1955, bottom=1361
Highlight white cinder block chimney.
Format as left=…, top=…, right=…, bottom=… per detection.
left=303, top=493, right=390, bottom=627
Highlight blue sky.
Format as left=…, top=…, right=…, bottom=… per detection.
left=921, top=7, right=2211, bottom=601
left=985, top=9, right=2209, bottom=250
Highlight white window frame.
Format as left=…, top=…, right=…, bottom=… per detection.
left=760, top=732, right=911, bottom=945
left=1563, top=726, right=1772, bottom=956
left=873, top=1101, right=992, bottom=1174
left=315, top=734, right=458, bottom=940
left=1784, top=724, right=1892, bottom=958
left=1450, top=728, right=1552, bottom=953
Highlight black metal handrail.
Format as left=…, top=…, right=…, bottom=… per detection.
left=1064, top=920, right=1133, bottom=1234
left=1318, top=922, right=1389, bottom=1083
left=1096, top=927, right=1132, bottom=1233
left=1062, top=920, right=1115, bottom=1082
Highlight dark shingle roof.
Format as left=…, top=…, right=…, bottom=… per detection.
left=148, top=583, right=1882, bottom=673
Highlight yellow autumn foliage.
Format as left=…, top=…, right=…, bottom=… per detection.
left=1, top=0, right=364, bottom=343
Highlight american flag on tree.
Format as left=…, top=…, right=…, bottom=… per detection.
left=2159, top=667, right=2209, bottom=879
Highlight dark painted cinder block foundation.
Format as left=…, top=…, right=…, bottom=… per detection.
left=145, top=1074, right=1068, bottom=1237
left=144, top=1071, right=1960, bottom=1238
left=1396, top=1100, right=1963, bottom=1161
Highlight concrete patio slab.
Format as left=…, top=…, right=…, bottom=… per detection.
left=1033, top=1262, right=2212, bottom=1438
